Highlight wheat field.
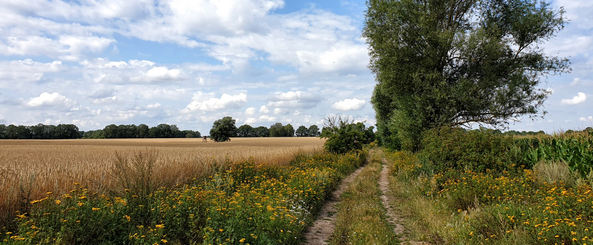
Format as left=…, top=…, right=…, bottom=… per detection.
left=0, top=137, right=325, bottom=223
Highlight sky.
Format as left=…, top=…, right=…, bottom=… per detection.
left=0, top=0, right=591, bottom=134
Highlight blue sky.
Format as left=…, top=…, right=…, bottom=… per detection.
left=0, top=0, right=591, bottom=134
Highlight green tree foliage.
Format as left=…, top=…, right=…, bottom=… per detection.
left=321, top=116, right=376, bottom=154
left=237, top=124, right=254, bottom=137
left=269, top=122, right=283, bottom=137
left=253, top=126, right=270, bottom=137
left=363, top=0, right=569, bottom=151
left=0, top=123, right=79, bottom=139
left=269, top=123, right=295, bottom=137
left=210, top=116, right=237, bottom=142
left=308, top=125, right=320, bottom=137
left=82, top=124, right=199, bottom=139
left=296, top=125, right=309, bottom=137
left=285, top=124, right=295, bottom=137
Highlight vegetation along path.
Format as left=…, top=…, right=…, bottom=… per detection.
left=304, top=148, right=414, bottom=245
left=302, top=158, right=367, bottom=244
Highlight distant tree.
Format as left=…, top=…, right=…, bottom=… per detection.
left=308, top=125, right=320, bottom=137
left=210, top=116, right=237, bottom=142
left=54, top=124, right=79, bottom=139
left=237, top=124, right=254, bottom=137
left=253, top=126, right=270, bottom=137
left=5, top=125, right=18, bottom=139
left=296, top=125, right=309, bottom=137
left=103, top=124, right=119, bottom=138
left=137, top=124, right=149, bottom=138
left=285, top=124, right=295, bottom=137
left=16, top=125, right=31, bottom=139
left=83, top=130, right=105, bottom=139
left=170, top=125, right=181, bottom=138
left=269, top=123, right=283, bottom=137
left=0, top=124, right=6, bottom=139
left=30, top=123, right=46, bottom=139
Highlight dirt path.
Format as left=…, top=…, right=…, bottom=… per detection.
left=379, top=158, right=405, bottom=236
left=301, top=165, right=366, bottom=244
left=380, top=157, right=428, bottom=245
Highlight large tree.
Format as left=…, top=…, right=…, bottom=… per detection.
left=210, top=116, right=237, bottom=142
left=363, top=0, right=569, bottom=150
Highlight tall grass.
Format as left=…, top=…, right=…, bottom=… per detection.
left=387, top=128, right=593, bottom=244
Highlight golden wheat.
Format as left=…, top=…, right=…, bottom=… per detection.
left=0, top=137, right=324, bottom=223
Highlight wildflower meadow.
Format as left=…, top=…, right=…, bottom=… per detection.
left=1, top=149, right=367, bottom=244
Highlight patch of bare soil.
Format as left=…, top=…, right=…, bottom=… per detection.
left=301, top=166, right=366, bottom=244
left=380, top=158, right=428, bottom=245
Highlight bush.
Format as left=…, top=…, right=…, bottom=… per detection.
left=419, top=127, right=522, bottom=173
left=320, top=116, right=374, bottom=154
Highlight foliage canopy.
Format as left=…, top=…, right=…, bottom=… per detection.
left=209, top=116, right=237, bottom=142
left=363, top=0, right=570, bottom=150
left=320, top=116, right=376, bottom=154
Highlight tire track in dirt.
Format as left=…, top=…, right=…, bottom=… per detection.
left=301, top=165, right=366, bottom=244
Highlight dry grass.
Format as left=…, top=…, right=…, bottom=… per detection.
left=0, top=137, right=324, bottom=226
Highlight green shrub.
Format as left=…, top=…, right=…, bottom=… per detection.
left=419, top=127, right=522, bottom=173
left=321, top=117, right=374, bottom=154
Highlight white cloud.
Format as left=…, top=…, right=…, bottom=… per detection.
left=296, top=43, right=368, bottom=75
left=143, top=66, right=183, bottom=81
left=146, top=102, right=161, bottom=109
left=245, top=107, right=256, bottom=116
left=259, top=105, right=270, bottom=113
left=92, top=96, right=118, bottom=104
left=80, top=59, right=189, bottom=83
left=331, top=98, right=366, bottom=111
left=570, top=78, right=580, bottom=86
left=244, top=117, right=257, bottom=124
left=258, top=115, right=276, bottom=122
left=26, top=92, right=75, bottom=108
left=0, top=59, right=64, bottom=83
left=561, top=92, right=587, bottom=105
left=579, top=116, right=593, bottom=122
left=267, top=91, right=323, bottom=109
left=183, top=93, right=247, bottom=112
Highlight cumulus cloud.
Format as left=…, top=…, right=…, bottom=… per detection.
left=183, top=93, right=247, bottom=112
left=80, top=58, right=189, bottom=83
left=561, top=92, right=587, bottom=105
left=244, top=117, right=257, bottom=124
left=0, top=59, right=64, bottom=83
left=259, top=105, right=270, bottom=113
left=579, top=116, right=593, bottom=122
left=26, top=92, right=75, bottom=109
left=331, top=98, right=366, bottom=111
left=267, top=91, right=323, bottom=109
left=143, top=66, right=182, bottom=81
left=258, top=115, right=276, bottom=122
left=245, top=107, right=256, bottom=116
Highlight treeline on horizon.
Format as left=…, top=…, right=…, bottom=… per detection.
left=0, top=122, right=322, bottom=139
left=3, top=122, right=577, bottom=140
